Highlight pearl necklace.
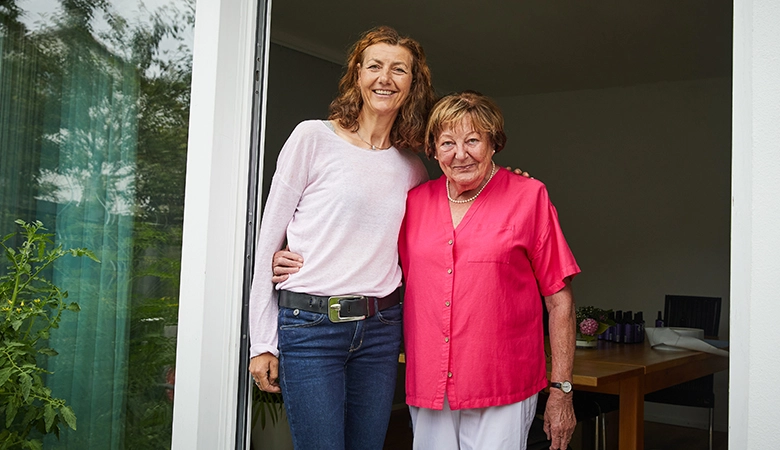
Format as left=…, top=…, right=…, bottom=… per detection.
left=355, top=128, right=391, bottom=150
left=447, top=161, right=497, bottom=204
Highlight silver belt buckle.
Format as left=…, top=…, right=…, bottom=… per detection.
left=328, top=295, right=367, bottom=322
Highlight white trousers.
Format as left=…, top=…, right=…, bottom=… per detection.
left=409, top=393, right=538, bottom=450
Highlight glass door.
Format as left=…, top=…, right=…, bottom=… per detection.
left=0, top=0, right=195, bottom=447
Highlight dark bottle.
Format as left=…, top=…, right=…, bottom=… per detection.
left=634, top=311, right=645, bottom=343
left=606, top=311, right=615, bottom=342
left=655, top=310, right=665, bottom=327
left=624, top=310, right=634, bottom=344
left=598, top=319, right=605, bottom=340
left=614, top=310, right=624, bottom=343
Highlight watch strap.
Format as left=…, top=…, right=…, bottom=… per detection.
left=550, top=381, right=572, bottom=393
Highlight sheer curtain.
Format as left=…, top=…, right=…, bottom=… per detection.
left=43, top=42, right=137, bottom=449
left=2, top=0, right=193, bottom=445
left=1, top=6, right=137, bottom=448
left=0, top=20, right=44, bottom=236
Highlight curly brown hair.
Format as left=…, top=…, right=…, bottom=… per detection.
left=424, top=91, right=507, bottom=159
left=328, top=26, right=435, bottom=152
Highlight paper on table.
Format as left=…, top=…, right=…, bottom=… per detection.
left=645, top=327, right=729, bottom=357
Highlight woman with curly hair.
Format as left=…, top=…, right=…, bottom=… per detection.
left=248, top=26, right=435, bottom=449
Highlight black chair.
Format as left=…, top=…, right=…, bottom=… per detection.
left=644, top=294, right=722, bottom=450
left=535, top=390, right=616, bottom=450
left=577, top=391, right=618, bottom=450
left=660, top=294, right=722, bottom=339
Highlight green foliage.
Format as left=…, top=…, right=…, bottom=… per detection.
left=123, top=292, right=178, bottom=449
left=118, top=3, right=194, bottom=447
left=0, top=220, right=98, bottom=449
left=575, top=306, right=614, bottom=342
left=252, top=389, right=284, bottom=431
left=575, top=306, right=613, bottom=325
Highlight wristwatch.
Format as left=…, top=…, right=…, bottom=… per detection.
left=550, top=380, right=573, bottom=393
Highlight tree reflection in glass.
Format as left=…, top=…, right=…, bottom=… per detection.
left=0, top=0, right=194, bottom=447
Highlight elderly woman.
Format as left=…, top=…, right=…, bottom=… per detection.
left=398, top=91, right=578, bottom=450
left=248, top=26, right=434, bottom=449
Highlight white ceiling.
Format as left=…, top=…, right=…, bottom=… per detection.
left=270, top=0, right=733, bottom=97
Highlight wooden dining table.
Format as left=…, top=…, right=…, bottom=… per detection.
left=546, top=339, right=729, bottom=450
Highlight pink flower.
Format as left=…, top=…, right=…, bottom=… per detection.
left=579, top=318, right=599, bottom=336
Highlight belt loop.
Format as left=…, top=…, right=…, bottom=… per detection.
left=371, top=296, right=379, bottom=316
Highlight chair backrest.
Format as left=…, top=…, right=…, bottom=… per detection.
left=664, top=295, right=722, bottom=337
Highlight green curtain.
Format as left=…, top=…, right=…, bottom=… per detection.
left=0, top=23, right=44, bottom=236
left=1, top=7, right=137, bottom=448
left=44, top=41, right=137, bottom=449
left=2, top=0, right=191, bottom=446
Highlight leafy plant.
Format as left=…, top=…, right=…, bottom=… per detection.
left=252, top=388, right=284, bottom=431
left=575, top=306, right=614, bottom=342
left=0, top=220, right=99, bottom=449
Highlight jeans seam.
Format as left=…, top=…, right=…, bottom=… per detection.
left=376, top=305, right=402, bottom=325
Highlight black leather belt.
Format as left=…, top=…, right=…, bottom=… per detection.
left=278, top=289, right=401, bottom=323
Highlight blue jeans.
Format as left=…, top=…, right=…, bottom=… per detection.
left=278, top=301, right=403, bottom=450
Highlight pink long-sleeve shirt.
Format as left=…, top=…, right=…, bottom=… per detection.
left=399, top=168, right=580, bottom=410
left=249, top=120, right=428, bottom=358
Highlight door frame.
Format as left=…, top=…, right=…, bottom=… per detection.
left=169, top=0, right=780, bottom=448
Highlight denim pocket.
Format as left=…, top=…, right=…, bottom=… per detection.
left=376, top=304, right=402, bottom=325
left=279, top=307, right=326, bottom=330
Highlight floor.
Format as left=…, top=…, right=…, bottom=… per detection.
left=644, top=421, right=727, bottom=450
left=383, top=408, right=728, bottom=450
left=383, top=408, right=414, bottom=450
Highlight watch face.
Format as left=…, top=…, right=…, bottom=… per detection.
left=561, top=381, right=573, bottom=393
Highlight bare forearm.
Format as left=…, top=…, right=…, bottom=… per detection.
left=545, top=280, right=575, bottom=384
left=542, top=279, right=577, bottom=449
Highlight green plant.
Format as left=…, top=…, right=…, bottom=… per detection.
left=575, top=306, right=614, bottom=342
left=0, top=220, right=99, bottom=449
left=252, top=388, right=284, bottom=430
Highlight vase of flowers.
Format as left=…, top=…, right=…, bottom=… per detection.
left=575, top=306, right=613, bottom=348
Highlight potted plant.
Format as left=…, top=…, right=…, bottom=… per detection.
left=251, top=389, right=291, bottom=450
left=575, top=306, right=613, bottom=348
left=253, top=389, right=284, bottom=430
left=0, top=220, right=98, bottom=449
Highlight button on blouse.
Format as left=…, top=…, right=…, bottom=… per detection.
left=399, top=169, right=580, bottom=411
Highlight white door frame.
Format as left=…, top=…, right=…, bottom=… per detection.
left=729, top=0, right=780, bottom=448
left=167, top=0, right=780, bottom=447
left=170, top=0, right=267, bottom=446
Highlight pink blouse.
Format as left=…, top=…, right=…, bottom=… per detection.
left=399, top=168, right=580, bottom=410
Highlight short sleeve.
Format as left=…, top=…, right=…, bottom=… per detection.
left=530, top=188, right=581, bottom=296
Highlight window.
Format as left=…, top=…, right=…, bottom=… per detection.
left=0, top=0, right=194, bottom=446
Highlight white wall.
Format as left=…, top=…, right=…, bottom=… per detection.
left=494, top=78, right=732, bottom=431
left=731, top=0, right=780, bottom=448
left=495, top=79, right=731, bottom=321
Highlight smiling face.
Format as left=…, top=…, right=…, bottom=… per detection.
left=357, top=43, right=413, bottom=119
left=435, top=115, right=496, bottom=194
